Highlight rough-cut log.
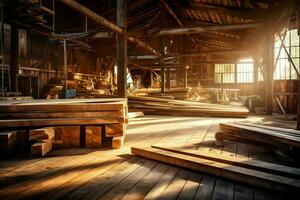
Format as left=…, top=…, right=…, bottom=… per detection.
left=60, top=0, right=160, bottom=56
left=159, top=23, right=264, bottom=36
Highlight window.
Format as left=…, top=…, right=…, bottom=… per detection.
left=274, top=29, right=300, bottom=80
left=214, top=64, right=235, bottom=83
left=237, top=59, right=254, bottom=83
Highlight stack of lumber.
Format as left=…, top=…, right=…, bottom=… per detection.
left=132, top=145, right=300, bottom=195
left=128, top=96, right=249, bottom=118
left=0, top=98, right=127, bottom=149
left=218, top=122, right=300, bottom=149
left=147, top=87, right=190, bottom=100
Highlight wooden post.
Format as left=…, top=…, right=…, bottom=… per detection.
left=166, top=65, right=170, bottom=90
left=253, top=56, right=259, bottom=93
left=160, top=57, right=165, bottom=92
left=184, top=66, right=188, bottom=88
left=0, top=3, right=4, bottom=95
left=63, top=39, right=68, bottom=93
left=264, top=29, right=274, bottom=115
left=10, top=25, right=19, bottom=92
left=116, top=0, right=127, bottom=98
left=296, top=5, right=300, bottom=130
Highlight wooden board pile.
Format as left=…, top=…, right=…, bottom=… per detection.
left=128, top=96, right=249, bottom=118
left=0, top=98, right=127, bottom=153
left=147, top=87, right=190, bottom=100
left=218, top=122, right=300, bottom=150
left=132, top=145, right=300, bottom=195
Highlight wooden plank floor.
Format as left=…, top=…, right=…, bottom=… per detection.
left=0, top=115, right=291, bottom=200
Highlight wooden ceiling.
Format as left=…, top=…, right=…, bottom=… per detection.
left=5, top=0, right=296, bottom=68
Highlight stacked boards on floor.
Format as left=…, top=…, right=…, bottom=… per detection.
left=218, top=122, right=300, bottom=150
left=131, top=146, right=300, bottom=195
left=128, top=96, right=249, bottom=118
left=0, top=98, right=127, bottom=152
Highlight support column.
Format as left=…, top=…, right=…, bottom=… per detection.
left=160, top=56, right=165, bottom=92
left=0, top=4, right=4, bottom=95
left=264, top=29, right=274, bottom=115
left=63, top=39, right=68, bottom=93
left=296, top=5, right=300, bottom=130
left=10, top=26, right=19, bottom=92
left=253, top=56, right=259, bottom=93
left=184, top=66, right=188, bottom=88
left=166, top=65, right=170, bottom=90
left=116, top=0, right=127, bottom=98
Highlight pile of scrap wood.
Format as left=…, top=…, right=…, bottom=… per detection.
left=217, top=122, right=300, bottom=150
left=132, top=145, right=300, bottom=195
left=128, top=96, right=249, bottom=118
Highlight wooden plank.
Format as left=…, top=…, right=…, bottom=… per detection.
left=143, top=166, right=179, bottom=200
left=236, top=122, right=300, bottom=136
left=131, top=147, right=300, bottom=194
left=234, top=184, right=253, bottom=200
left=0, top=103, right=124, bottom=112
left=177, top=171, right=202, bottom=200
left=120, top=163, right=169, bottom=200
left=127, top=111, right=144, bottom=119
left=0, top=117, right=125, bottom=129
left=0, top=111, right=124, bottom=119
left=220, top=123, right=300, bottom=148
left=64, top=157, right=145, bottom=200
left=152, top=145, right=300, bottom=179
left=38, top=155, right=134, bottom=200
left=211, top=179, right=234, bottom=200
left=159, top=169, right=190, bottom=200
left=194, top=174, right=215, bottom=200
left=98, top=160, right=156, bottom=200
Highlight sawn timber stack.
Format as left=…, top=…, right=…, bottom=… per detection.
left=128, top=96, right=248, bottom=118
left=218, top=122, right=300, bottom=149
left=0, top=98, right=127, bottom=149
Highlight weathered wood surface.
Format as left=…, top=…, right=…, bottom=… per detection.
left=220, top=123, right=300, bottom=148
left=151, top=145, right=300, bottom=179
left=0, top=115, right=290, bottom=199
left=131, top=147, right=300, bottom=194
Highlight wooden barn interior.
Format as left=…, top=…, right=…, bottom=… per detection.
left=2, top=0, right=300, bottom=199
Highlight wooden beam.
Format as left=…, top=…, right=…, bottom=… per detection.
left=59, top=0, right=161, bottom=56
left=264, top=28, right=274, bottom=115
left=116, top=0, right=127, bottom=98
left=167, top=49, right=249, bottom=57
left=159, top=23, right=264, bottom=36
left=160, top=0, right=183, bottom=27
left=131, top=147, right=300, bottom=195
left=185, top=3, right=264, bottom=20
